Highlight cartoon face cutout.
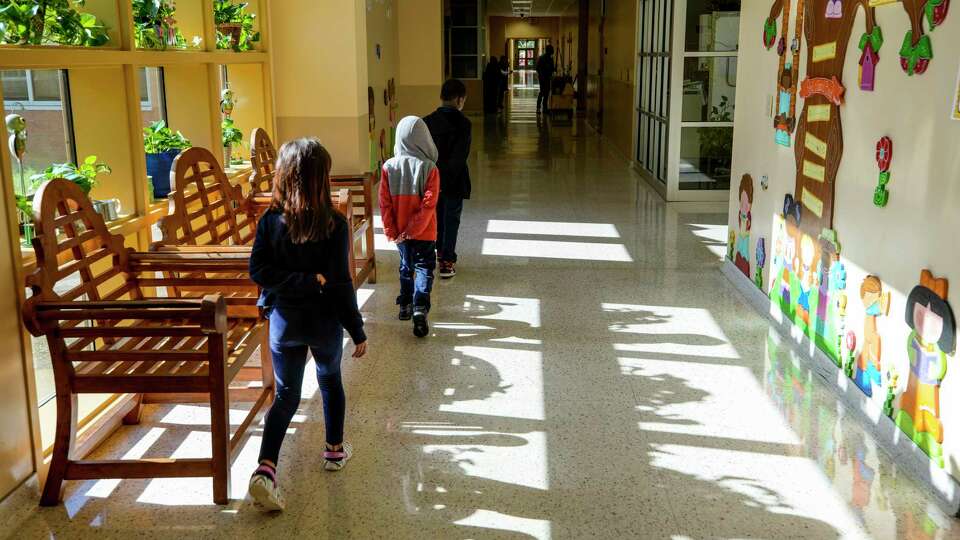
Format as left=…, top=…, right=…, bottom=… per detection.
left=799, top=235, right=817, bottom=274
left=915, top=302, right=945, bottom=346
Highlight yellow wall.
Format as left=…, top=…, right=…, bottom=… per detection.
left=225, top=63, right=268, bottom=157
left=396, top=0, right=443, bottom=119
left=164, top=64, right=215, bottom=151
left=70, top=67, right=136, bottom=212
left=366, top=0, right=397, bottom=162
left=488, top=17, right=561, bottom=63
left=271, top=0, right=369, bottom=174
left=730, top=0, right=960, bottom=492
left=600, top=0, right=636, bottom=158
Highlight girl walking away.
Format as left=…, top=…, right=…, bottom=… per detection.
left=247, top=138, right=368, bottom=512
left=379, top=116, right=440, bottom=338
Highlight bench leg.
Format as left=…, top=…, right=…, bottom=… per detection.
left=365, top=223, right=377, bottom=284
left=40, top=391, right=77, bottom=506
left=122, top=394, right=144, bottom=425
left=208, top=335, right=231, bottom=505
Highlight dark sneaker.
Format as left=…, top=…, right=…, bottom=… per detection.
left=399, top=304, right=413, bottom=320
left=413, top=311, right=429, bottom=338
left=439, top=261, right=457, bottom=279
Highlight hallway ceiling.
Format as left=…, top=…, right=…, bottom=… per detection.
left=487, top=0, right=578, bottom=17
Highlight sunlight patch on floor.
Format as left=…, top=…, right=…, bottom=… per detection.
left=649, top=444, right=870, bottom=538
left=688, top=223, right=729, bottom=259
left=455, top=509, right=552, bottom=539
left=482, top=238, right=633, bottom=262
left=414, top=429, right=549, bottom=491
left=465, top=295, right=541, bottom=328
left=487, top=220, right=620, bottom=238
left=134, top=432, right=262, bottom=505
left=604, top=303, right=739, bottom=359
left=439, top=346, right=544, bottom=421
left=83, top=427, right=167, bottom=499
left=621, top=357, right=801, bottom=445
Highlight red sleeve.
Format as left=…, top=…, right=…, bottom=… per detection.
left=378, top=167, right=397, bottom=239
left=404, top=167, right=440, bottom=238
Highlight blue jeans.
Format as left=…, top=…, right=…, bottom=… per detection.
left=397, top=240, right=435, bottom=311
left=437, top=196, right=464, bottom=263
left=258, top=307, right=345, bottom=465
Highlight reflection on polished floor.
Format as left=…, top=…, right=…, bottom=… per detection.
left=2, top=114, right=958, bottom=539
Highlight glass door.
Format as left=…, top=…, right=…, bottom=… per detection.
left=515, top=39, right=537, bottom=70
left=636, top=0, right=673, bottom=186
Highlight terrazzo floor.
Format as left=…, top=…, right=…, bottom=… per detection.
left=0, top=99, right=958, bottom=539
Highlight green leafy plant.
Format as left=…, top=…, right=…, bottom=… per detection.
left=699, top=95, right=734, bottom=173
left=0, top=0, right=110, bottom=46
left=221, top=117, right=242, bottom=148
left=132, top=0, right=192, bottom=50
left=213, top=0, right=259, bottom=52
left=15, top=192, right=32, bottom=220
left=143, top=120, right=191, bottom=154
left=29, top=154, right=111, bottom=194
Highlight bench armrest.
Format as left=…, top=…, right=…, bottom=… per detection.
left=24, top=295, right=226, bottom=337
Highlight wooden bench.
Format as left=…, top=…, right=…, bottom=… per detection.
left=22, top=179, right=271, bottom=506
left=155, top=146, right=356, bottom=285
left=249, top=129, right=377, bottom=286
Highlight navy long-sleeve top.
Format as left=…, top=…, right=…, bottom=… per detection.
left=250, top=209, right=366, bottom=344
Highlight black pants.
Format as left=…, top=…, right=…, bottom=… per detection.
left=437, top=196, right=464, bottom=263
left=397, top=240, right=436, bottom=310
left=537, top=80, right=551, bottom=112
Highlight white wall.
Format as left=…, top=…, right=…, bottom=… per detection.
left=729, top=1, right=960, bottom=482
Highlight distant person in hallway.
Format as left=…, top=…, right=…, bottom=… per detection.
left=248, top=138, right=367, bottom=512
left=536, top=44, right=556, bottom=115
left=424, top=79, right=472, bottom=279
left=483, top=58, right=501, bottom=114
left=498, top=55, right=510, bottom=112
left=380, top=115, right=440, bottom=338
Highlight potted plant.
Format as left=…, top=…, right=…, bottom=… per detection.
left=0, top=0, right=110, bottom=46
left=143, top=120, right=190, bottom=198
left=699, top=95, right=734, bottom=182
left=213, top=0, right=259, bottom=52
left=132, top=0, right=191, bottom=50
left=29, top=155, right=118, bottom=219
left=221, top=116, right=242, bottom=166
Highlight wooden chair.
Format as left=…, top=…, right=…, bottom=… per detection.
left=248, top=127, right=276, bottom=195
left=157, top=146, right=257, bottom=248
left=248, top=129, right=377, bottom=286
left=330, top=173, right=377, bottom=285
left=22, top=179, right=272, bottom=506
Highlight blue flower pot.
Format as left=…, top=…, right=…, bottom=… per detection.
left=145, top=149, right=181, bottom=199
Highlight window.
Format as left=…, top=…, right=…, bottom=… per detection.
left=515, top=39, right=537, bottom=69
left=138, top=67, right=168, bottom=126
left=636, top=0, right=674, bottom=185
left=448, top=0, right=481, bottom=79
left=2, top=69, right=76, bottom=204
left=2, top=70, right=67, bottom=109
left=678, top=0, right=740, bottom=190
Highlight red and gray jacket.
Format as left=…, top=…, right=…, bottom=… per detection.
left=379, top=116, right=441, bottom=242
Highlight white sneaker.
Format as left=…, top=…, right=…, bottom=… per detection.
left=324, top=442, right=354, bottom=471
left=249, top=467, right=285, bottom=512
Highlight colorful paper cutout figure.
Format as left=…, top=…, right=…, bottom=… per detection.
left=755, top=237, right=767, bottom=289
left=858, top=27, right=883, bottom=91
left=815, top=231, right=841, bottom=339
left=368, top=86, right=378, bottom=172
left=763, top=0, right=949, bottom=240
left=853, top=276, right=890, bottom=396
left=895, top=270, right=956, bottom=467
left=874, top=136, right=893, bottom=207
left=734, top=175, right=754, bottom=277
left=766, top=0, right=804, bottom=146
left=826, top=0, right=843, bottom=17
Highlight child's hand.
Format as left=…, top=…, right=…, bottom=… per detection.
left=352, top=341, right=367, bottom=358
left=316, top=273, right=327, bottom=286
left=396, top=232, right=408, bottom=243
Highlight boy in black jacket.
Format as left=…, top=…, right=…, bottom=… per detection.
left=424, top=79, right=472, bottom=279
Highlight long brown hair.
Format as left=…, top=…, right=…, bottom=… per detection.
left=270, top=138, right=338, bottom=243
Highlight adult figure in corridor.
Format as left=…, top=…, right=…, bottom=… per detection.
left=536, top=44, right=556, bottom=115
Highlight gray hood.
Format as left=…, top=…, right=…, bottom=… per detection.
left=395, top=116, right=438, bottom=164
